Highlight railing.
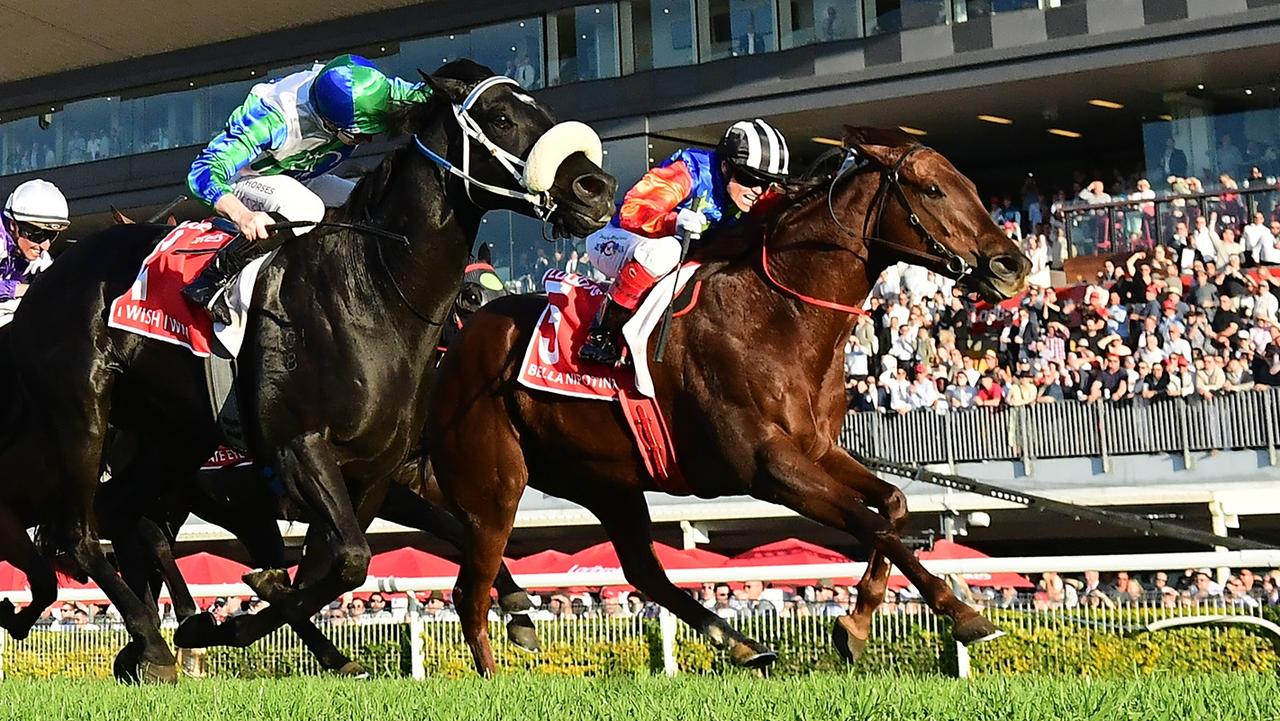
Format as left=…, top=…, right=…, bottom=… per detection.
left=3, top=599, right=1273, bottom=680
left=1060, top=184, right=1280, bottom=260
left=838, top=390, right=1280, bottom=466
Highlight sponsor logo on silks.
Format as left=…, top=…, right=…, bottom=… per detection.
left=595, top=239, right=621, bottom=257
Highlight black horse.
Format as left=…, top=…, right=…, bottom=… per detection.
left=106, top=251, right=531, bottom=678
left=0, top=59, right=615, bottom=681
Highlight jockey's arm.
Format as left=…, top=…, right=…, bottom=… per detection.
left=187, top=97, right=289, bottom=238
left=389, top=77, right=433, bottom=104
left=617, top=161, right=695, bottom=238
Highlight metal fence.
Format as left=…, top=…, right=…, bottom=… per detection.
left=2, top=600, right=1273, bottom=680
left=839, top=391, right=1280, bottom=467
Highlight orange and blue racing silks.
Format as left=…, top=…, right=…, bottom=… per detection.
left=614, top=147, right=737, bottom=238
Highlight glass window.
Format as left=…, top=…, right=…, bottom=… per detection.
left=952, top=0, right=1038, bottom=22
left=865, top=0, right=947, bottom=33
left=703, top=0, right=778, bottom=60
left=549, top=4, right=621, bottom=86
left=469, top=18, right=545, bottom=90
left=383, top=34, right=468, bottom=79
left=0, top=117, right=54, bottom=176
left=626, top=0, right=697, bottom=71
left=60, top=97, right=115, bottom=166
left=781, top=0, right=861, bottom=47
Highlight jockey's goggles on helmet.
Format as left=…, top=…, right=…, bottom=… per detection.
left=321, top=118, right=374, bottom=145
left=728, top=164, right=782, bottom=190
left=7, top=217, right=63, bottom=245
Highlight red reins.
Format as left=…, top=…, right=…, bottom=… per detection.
left=759, top=232, right=867, bottom=316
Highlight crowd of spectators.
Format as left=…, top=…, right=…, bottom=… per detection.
left=20, top=565, right=1279, bottom=631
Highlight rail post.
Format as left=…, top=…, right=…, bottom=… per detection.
left=410, top=611, right=425, bottom=680
left=1265, top=390, right=1277, bottom=467
left=659, top=608, right=678, bottom=676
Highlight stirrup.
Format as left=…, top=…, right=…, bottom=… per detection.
left=579, top=330, right=621, bottom=365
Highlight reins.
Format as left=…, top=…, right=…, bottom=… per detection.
left=759, top=144, right=973, bottom=315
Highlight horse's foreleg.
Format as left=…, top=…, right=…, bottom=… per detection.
left=587, top=491, right=777, bottom=668
left=756, top=439, right=999, bottom=646
left=380, top=483, right=538, bottom=651
left=0, top=505, right=55, bottom=641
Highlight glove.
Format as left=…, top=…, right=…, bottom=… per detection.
left=675, top=208, right=707, bottom=238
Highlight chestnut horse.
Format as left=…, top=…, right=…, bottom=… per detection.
left=427, top=127, right=1030, bottom=675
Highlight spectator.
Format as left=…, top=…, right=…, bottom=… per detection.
left=739, top=580, right=777, bottom=617
left=1193, top=355, right=1226, bottom=400
left=1224, top=357, right=1255, bottom=392
left=1242, top=212, right=1280, bottom=265
left=711, top=583, right=740, bottom=619
left=974, top=374, right=1004, bottom=409
left=1193, top=214, right=1222, bottom=266
left=421, top=590, right=457, bottom=621
left=1087, top=354, right=1129, bottom=403
left=946, top=371, right=977, bottom=410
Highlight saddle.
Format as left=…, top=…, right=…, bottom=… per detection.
left=516, top=267, right=703, bottom=492
left=108, top=219, right=276, bottom=457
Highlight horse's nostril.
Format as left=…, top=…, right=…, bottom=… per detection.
left=573, top=174, right=610, bottom=201
left=989, top=254, right=1027, bottom=279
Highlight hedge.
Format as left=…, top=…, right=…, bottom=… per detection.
left=4, top=609, right=1277, bottom=679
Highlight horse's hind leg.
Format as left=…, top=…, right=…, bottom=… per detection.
left=0, top=505, right=56, bottom=641
left=757, top=442, right=999, bottom=645
left=382, top=483, right=538, bottom=652
left=587, top=491, right=776, bottom=668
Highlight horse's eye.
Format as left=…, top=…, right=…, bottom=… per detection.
left=493, top=113, right=513, bottom=129
left=926, top=184, right=944, bottom=198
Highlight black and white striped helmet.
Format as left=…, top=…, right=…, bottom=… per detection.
left=717, top=119, right=790, bottom=186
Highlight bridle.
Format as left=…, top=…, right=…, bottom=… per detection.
left=412, top=75, right=558, bottom=220
left=761, top=144, right=974, bottom=316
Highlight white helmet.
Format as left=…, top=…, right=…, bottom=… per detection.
left=4, top=179, right=70, bottom=231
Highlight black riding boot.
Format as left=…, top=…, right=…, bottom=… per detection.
left=579, top=298, right=634, bottom=366
left=180, top=234, right=262, bottom=325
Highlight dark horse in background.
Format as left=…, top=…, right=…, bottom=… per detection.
left=427, top=127, right=1030, bottom=675
left=0, top=59, right=615, bottom=682
left=108, top=249, right=536, bottom=678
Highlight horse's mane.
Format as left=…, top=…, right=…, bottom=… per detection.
left=336, top=60, right=496, bottom=225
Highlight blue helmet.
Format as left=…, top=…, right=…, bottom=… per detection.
left=309, top=54, right=393, bottom=135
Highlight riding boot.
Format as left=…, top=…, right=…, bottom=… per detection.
left=578, top=258, right=661, bottom=366
left=181, top=234, right=262, bottom=325
left=579, top=298, right=633, bottom=365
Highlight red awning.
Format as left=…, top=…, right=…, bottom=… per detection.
left=888, top=540, right=1034, bottom=590
left=174, top=552, right=252, bottom=586
left=553, top=541, right=730, bottom=589
left=0, top=561, right=26, bottom=592
left=508, top=549, right=573, bottom=576
left=366, top=546, right=459, bottom=579
left=723, top=538, right=855, bottom=585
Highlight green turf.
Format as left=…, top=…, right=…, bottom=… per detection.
left=0, top=673, right=1274, bottom=721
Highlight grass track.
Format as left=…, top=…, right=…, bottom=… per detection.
left=1, top=673, right=1274, bottom=721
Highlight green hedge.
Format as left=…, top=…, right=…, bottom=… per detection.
left=4, top=610, right=1277, bottom=679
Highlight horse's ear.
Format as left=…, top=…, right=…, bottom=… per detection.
left=477, top=242, right=491, bottom=265
left=843, top=125, right=917, bottom=168
left=418, top=69, right=470, bottom=106
left=165, top=214, right=177, bottom=226
left=110, top=206, right=133, bottom=225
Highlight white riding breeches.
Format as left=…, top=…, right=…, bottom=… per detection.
left=229, top=174, right=356, bottom=236
left=584, top=225, right=682, bottom=280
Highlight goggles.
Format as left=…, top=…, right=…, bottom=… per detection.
left=13, top=220, right=62, bottom=245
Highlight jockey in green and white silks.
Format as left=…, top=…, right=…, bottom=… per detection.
left=182, top=53, right=431, bottom=321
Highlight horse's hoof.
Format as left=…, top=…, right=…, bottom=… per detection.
left=243, top=568, right=291, bottom=603
left=832, top=615, right=869, bottom=663
left=952, top=614, right=1003, bottom=645
left=113, top=644, right=143, bottom=684
left=139, top=660, right=178, bottom=685
left=336, top=661, right=371, bottom=679
left=174, top=612, right=220, bottom=649
left=728, top=639, right=777, bottom=669
left=506, top=614, right=541, bottom=653
left=176, top=648, right=206, bottom=678
left=498, top=590, right=534, bottom=614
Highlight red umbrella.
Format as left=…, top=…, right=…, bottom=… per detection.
left=175, top=552, right=251, bottom=586
left=563, top=542, right=729, bottom=589
left=366, top=546, right=459, bottom=579
left=724, top=538, right=854, bottom=585
left=508, top=549, right=573, bottom=576
left=888, top=540, right=1034, bottom=590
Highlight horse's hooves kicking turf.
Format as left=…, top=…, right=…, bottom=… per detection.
left=952, top=614, right=1003, bottom=645
left=242, top=568, right=291, bottom=604
left=728, top=639, right=778, bottom=669
left=506, top=614, right=541, bottom=653
left=113, top=643, right=143, bottom=683
left=173, top=612, right=221, bottom=649
left=336, top=661, right=371, bottom=679
left=139, top=660, right=178, bottom=684
left=832, top=615, right=868, bottom=663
